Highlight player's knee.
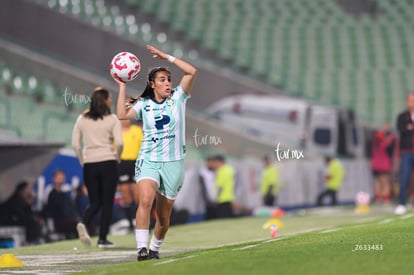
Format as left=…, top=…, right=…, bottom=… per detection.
left=138, top=195, right=154, bottom=210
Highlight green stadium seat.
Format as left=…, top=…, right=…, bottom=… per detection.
left=0, top=57, right=85, bottom=144
left=0, top=66, right=12, bottom=86
left=35, top=0, right=414, bottom=126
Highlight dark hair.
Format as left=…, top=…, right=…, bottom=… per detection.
left=140, top=67, right=171, bottom=99
left=125, top=96, right=139, bottom=109
left=9, top=181, right=29, bottom=201
left=212, top=154, right=226, bottom=162
left=15, top=181, right=29, bottom=195
left=52, top=169, right=65, bottom=178
left=263, top=155, right=271, bottom=162
left=84, top=87, right=111, bottom=120
left=125, top=67, right=171, bottom=107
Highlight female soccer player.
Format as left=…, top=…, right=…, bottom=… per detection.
left=115, top=45, right=196, bottom=260
left=72, top=87, right=123, bottom=248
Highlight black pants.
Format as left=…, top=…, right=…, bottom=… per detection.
left=83, top=160, right=118, bottom=241
left=24, top=218, right=43, bottom=244
left=54, top=219, right=78, bottom=239
left=263, top=195, right=277, bottom=207
left=216, top=202, right=233, bottom=219
left=317, top=189, right=337, bottom=206
left=205, top=204, right=218, bottom=220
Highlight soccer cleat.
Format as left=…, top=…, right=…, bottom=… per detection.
left=149, top=249, right=160, bottom=260
left=97, top=240, right=115, bottom=248
left=76, top=222, right=91, bottom=247
left=394, top=205, right=407, bottom=215
left=137, top=247, right=149, bottom=261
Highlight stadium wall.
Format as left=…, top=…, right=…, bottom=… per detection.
left=0, top=137, right=63, bottom=203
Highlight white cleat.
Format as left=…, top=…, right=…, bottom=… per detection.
left=394, top=205, right=407, bottom=215
left=76, top=222, right=92, bottom=247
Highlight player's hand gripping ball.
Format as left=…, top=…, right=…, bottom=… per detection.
left=110, top=52, right=141, bottom=82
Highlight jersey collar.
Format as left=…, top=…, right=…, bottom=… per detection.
left=151, top=97, right=167, bottom=105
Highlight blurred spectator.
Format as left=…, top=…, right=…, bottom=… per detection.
left=371, top=123, right=396, bottom=204
left=118, top=119, right=143, bottom=231
left=212, top=155, right=235, bottom=218
left=75, top=184, right=128, bottom=235
left=395, top=92, right=414, bottom=215
left=75, top=184, right=89, bottom=218
left=316, top=156, right=345, bottom=206
left=198, top=156, right=218, bottom=220
left=46, top=170, right=79, bottom=239
left=260, top=155, right=279, bottom=206
left=75, top=184, right=97, bottom=236
left=72, top=87, right=123, bottom=248
left=0, top=181, right=45, bottom=244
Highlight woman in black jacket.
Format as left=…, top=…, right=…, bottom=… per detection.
left=395, top=92, right=414, bottom=215
left=0, top=181, right=44, bottom=244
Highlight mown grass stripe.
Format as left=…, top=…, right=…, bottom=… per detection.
left=400, top=213, right=414, bottom=220
left=153, top=255, right=199, bottom=266
left=378, top=218, right=393, bottom=224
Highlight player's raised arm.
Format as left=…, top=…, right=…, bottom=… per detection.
left=146, top=45, right=197, bottom=95
left=114, top=76, right=137, bottom=120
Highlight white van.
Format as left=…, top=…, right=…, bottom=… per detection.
left=206, top=94, right=365, bottom=158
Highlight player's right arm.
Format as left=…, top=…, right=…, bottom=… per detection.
left=114, top=77, right=137, bottom=120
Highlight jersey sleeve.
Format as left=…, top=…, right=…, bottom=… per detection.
left=131, top=99, right=143, bottom=120
left=172, top=85, right=191, bottom=102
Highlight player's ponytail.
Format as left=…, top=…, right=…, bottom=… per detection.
left=140, top=84, right=154, bottom=99
left=125, top=96, right=139, bottom=108
left=140, top=67, right=170, bottom=99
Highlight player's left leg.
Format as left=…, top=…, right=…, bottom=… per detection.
left=149, top=160, right=185, bottom=259
left=149, top=194, right=175, bottom=259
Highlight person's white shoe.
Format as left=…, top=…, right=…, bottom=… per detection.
left=76, top=222, right=91, bottom=247
left=394, top=205, right=407, bottom=215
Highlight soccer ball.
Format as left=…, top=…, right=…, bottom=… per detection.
left=110, top=52, right=141, bottom=82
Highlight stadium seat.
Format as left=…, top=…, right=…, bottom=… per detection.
left=35, top=0, right=414, bottom=126
left=0, top=60, right=81, bottom=145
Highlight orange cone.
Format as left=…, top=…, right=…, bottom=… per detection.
left=272, top=208, right=285, bottom=217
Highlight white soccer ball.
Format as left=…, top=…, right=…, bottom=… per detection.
left=110, top=52, right=141, bottom=82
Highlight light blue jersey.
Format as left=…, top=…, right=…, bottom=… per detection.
left=131, top=85, right=190, bottom=161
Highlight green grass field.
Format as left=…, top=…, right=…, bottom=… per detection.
left=1, top=207, right=413, bottom=275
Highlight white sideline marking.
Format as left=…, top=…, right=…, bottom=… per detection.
left=320, top=228, right=340, bottom=234
left=233, top=236, right=289, bottom=250
left=263, top=236, right=287, bottom=243
left=400, top=213, right=414, bottom=220
left=232, top=244, right=260, bottom=251
left=153, top=255, right=198, bottom=266
left=378, top=218, right=393, bottom=224
left=0, top=270, right=78, bottom=275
